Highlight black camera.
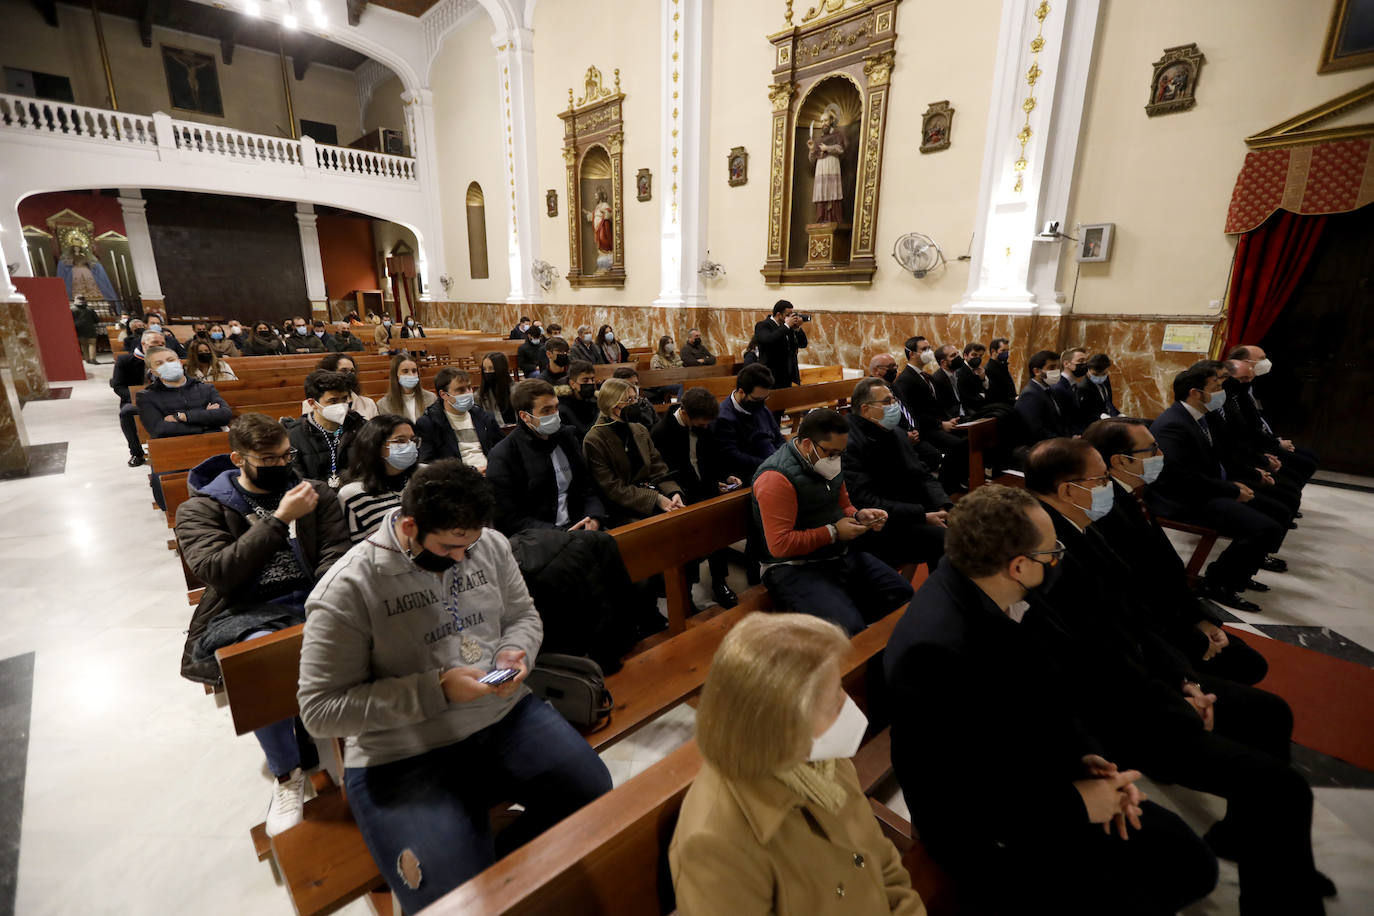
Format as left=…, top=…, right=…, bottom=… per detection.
left=798, top=314, right=812, bottom=323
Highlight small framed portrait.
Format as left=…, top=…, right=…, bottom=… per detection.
left=636, top=168, right=652, bottom=202
left=727, top=146, right=748, bottom=187
left=1076, top=223, right=1114, bottom=263
left=162, top=45, right=223, bottom=117
left=546, top=189, right=558, bottom=218
left=1320, top=0, right=1374, bottom=73
left=919, top=101, right=953, bottom=153
left=1145, top=43, right=1205, bottom=117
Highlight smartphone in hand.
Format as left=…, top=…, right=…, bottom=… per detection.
left=478, top=668, right=520, bottom=686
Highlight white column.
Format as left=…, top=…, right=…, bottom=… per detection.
left=493, top=28, right=543, bottom=305
left=400, top=87, right=447, bottom=301
left=118, top=189, right=164, bottom=305
left=295, top=202, right=329, bottom=317
left=653, top=0, right=713, bottom=308
left=953, top=0, right=1101, bottom=316
left=0, top=207, right=28, bottom=302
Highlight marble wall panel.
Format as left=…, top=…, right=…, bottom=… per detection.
left=0, top=301, right=51, bottom=402
left=419, top=301, right=1215, bottom=420
left=0, top=368, right=32, bottom=476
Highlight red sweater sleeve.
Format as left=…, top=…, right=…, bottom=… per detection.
left=755, top=471, right=854, bottom=558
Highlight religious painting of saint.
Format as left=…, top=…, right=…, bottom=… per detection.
left=162, top=45, right=224, bottom=117
left=919, top=101, right=954, bottom=154
left=582, top=187, right=614, bottom=274
left=636, top=168, right=652, bottom=202
left=728, top=147, right=748, bottom=187
left=1145, top=44, right=1204, bottom=116
left=546, top=189, right=558, bottom=217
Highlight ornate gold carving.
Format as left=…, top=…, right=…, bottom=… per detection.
left=801, top=0, right=851, bottom=25
left=562, top=147, right=579, bottom=165
left=769, top=81, right=796, bottom=112
left=1014, top=2, right=1050, bottom=193
left=797, top=16, right=874, bottom=63
left=1245, top=81, right=1374, bottom=150
left=575, top=107, right=616, bottom=134
left=575, top=66, right=616, bottom=108
left=863, top=50, right=894, bottom=87
left=785, top=0, right=794, bottom=27
left=809, top=234, right=832, bottom=261
left=1034, top=1, right=1050, bottom=23
left=560, top=63, right=627, bottom=288
left=855, top=88, right=884, bottom=253
left=768, top=112, right=788, bottom=259
left=876, top=10, right=891, bottom=32
left=607, top=131, right=624, bottom=154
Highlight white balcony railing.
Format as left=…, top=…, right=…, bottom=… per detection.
left=0, top=92, right=417, bottom=185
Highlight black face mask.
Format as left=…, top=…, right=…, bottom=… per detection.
left=579, top=383, right=596, bottom=401
left=196, top=352, right=213, bottom=364
left=553, top=354, right=569, bottom=368
left=1020, top=557, right=1064, bottom=597
left=411, top=547, right=457, bottom=573
left=1070, top=364, right=1089, bottom=378
left=997, top=350, right=1010, bottom=363
left=880, top=366, right=897, bottom=383
left=244, top=462, right=294, bottom=493
left=339, top=331, right=351, bottom=338
left=967, top=356, right=983, bottom=370
left=256, top=329, right=272, bottom=338
left=742, top=396, right=767, bottom=413
left=482, top=372, right=497, bottom=384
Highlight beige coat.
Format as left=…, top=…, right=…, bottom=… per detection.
left=670, top=759, right=925, bottom=916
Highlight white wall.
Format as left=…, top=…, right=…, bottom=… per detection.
left=429, top=18, right=511, bottom=302
left=1, top=2, right=369, bottom=142
left=362, top=74, right=407, bottom=141
left=1062, top=0, right=1373, bottom=316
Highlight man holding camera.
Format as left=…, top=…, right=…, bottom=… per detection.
left=754, top=300, right=809, bottom=387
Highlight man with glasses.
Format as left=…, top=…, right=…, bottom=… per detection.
left=751, top=408, right=913, bottom=634
left=176, top=413, right=350, bottom=838
left=885, top=484, right=1218, bottom=916
left=841, top=377, right=950, bottom=571
left=1150, top=361, right=1290, bottom=611
left=713, top=364, right=785, bottom=479
left=298, top=460, right=612, bottom=911
left=1023, top=437, right=1330, bottom=913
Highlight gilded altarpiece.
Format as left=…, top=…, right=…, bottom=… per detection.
left=761, top=0, right=900, bottom=285
left=560, top=67, right=627, bottom=289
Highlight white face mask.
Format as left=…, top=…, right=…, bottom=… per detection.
left=1044, top=369, right=1062, bottom=384
left=807, top=443, right=843, bottom=481
left=809, top=694, right=868, bottom=761
left=1253, top=358, right=1272, bottom=376
left=317, top=402, right=350, bottom=425
left=918, top=349, right=936, bottom=366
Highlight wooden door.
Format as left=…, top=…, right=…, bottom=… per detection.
left=1257, top=207, right=1374, bottom=476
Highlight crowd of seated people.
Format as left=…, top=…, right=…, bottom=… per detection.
left=118, top=307, right=1337, bottom=913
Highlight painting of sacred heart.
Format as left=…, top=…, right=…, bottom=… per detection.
left=162, top=45, right=224, bottom=118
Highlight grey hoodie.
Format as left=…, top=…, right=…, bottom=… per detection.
left=297, top=510, right=544, bottom=768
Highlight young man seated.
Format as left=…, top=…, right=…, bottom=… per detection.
left=556, top=360, right=600, bottom=440
left=297, top=460, right=612, bottom=911
left=487, top=379, right=607, bottom=535
left=1015, top=349, right=1069, bottom=443
left=286, top=369, right=366, bottom=488
left=138, top=347, right=233, bottom=438
left=177, top=414, right=350, bottom=837
left=416, top=367, right=502, bottom=470
left=713, top=364, right=784, bottom=480
left=884, top=485, right=1218, bottom=915
left=841, top=377, right=949, bottom=571
left=751, top=408, right=913, bottom=634
left=538, top=337, right=573, bottom=391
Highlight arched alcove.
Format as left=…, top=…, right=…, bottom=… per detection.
left=466, top=181, right=489, bottom=280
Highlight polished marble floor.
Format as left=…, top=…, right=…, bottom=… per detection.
left=2, top=369, right=1372, bottom=915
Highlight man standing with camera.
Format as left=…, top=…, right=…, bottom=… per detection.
left=754, top=300, right=809, bottom=387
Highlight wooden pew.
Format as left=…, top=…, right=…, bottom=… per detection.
left=799, top=365, right=845, bottom=384
left=147, top=432, right=230, bottom=475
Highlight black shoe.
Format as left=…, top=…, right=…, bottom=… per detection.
left=711, top=582, right=739, bottom=609
left=127, top=455, right=146, bottom=467
left=1244, top=579, right=1271, bottom=593
left=1312, top=870, right=1337, bottom=898
left=1294, top=511, right=1304, bottom=519
left=1287, top=521, right=1298, bottom=530
left=1200, top=583, right=1262, bottom=613
left=1261, top=555, right=1289, bottom=573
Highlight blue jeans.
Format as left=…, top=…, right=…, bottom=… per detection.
left=763, top=550, right=914, bottom=635
left=344, top=694, right=612, bottom=911
left=246, top=630, right=302, bottom=777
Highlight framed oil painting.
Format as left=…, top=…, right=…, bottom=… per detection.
left=919, top=101, right=953, bottom=153
left=636, top=168, right=652, bottom=202
left=1145, top=44, right=1205, bottom=117
left=546, top=189, right=558, bottom=218
left=1321, top=0, right=1374, bottom=73
left=161, top=45, right=223, bottom=117
left=727, top=147, right=748, bottom=187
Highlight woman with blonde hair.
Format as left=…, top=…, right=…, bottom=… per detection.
left=581, top=377, right=684, bottom=526
left=671, top=612, right=925, bottom=915
left=375, top=352, right=435, bottom=422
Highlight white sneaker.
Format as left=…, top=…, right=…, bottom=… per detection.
left=265, top=768, right=306, bottom=837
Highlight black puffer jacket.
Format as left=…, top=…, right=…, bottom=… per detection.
left=138, top=377, right=233, bottom=438
left=283, top=412, right=366, bottom=484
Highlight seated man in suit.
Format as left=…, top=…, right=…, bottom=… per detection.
left=486, top=379, right=607, bottom=535
left=841, top=377, right=949, bottom=571
left=713, top=364, right=785, bottom=480
left=1056, top=346, right=1089, bottom=432
left=556, top=361, right=600, bottom=441
left=416, top=367, right=503, bottom=470
left=1150, top=361, right=1290, bottom=611
left=1022, top=438, right=1330, bottom=913
left=868, top=352, right=944, bottom=471
left=1015, top=349, right=1070, bottom=443
left=650, top=387, right=742, bottom=609
left=954, top=342, right=991, bottom=413
left=1224, top=357, right=1312, bottom=504
left=930, top=345, right=966, bottom=419
left=1226, top=344, right=1318, bottom=482
left=1076, top=353, right=1122, bottom=428
left=885, top=484, right=1218, bottom=916
left=751, top=408, right=912, bottom=635
left=1207, top=368, right=1303, bottom=522
left=985, top=336, right=1018, bottom=405
left=1083, top=418, right=1269, bottom=686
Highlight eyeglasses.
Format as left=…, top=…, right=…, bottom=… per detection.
left=813, top=442, right=846, bottom=459
left=386, top=437, right=421, bottom=448
left=1067, top=475, right=1111, bottom=489
left=1024, top=539, right=1067, bottom=567
left=1127, top=444, right=1162, bottom=457
left=248, top=448, right=299, bottom=467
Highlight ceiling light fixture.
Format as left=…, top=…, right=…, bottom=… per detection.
left=283, top=12, right=298, bottom=28
left=244, top=0, right=261, bottom=16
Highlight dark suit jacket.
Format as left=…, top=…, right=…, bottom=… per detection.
left=885, top=558, right=1101, bottom=870
left=1052, top=374, right=1084, bottom=433
left=486, top=422, right=606, bottom=534
left=650, top=407, right=727, bottom=502
left=414, top=400, right=503, bottom=465
left=557, top=395, right=600, bottom=442
left=893, top=365, right=947, bottom=438
left=930, top=369, right=963, bottom=419
left=954, top=365, right=988, bottom=413
left=1075, top=377, right=1120, bottom=428
left=985, top=358, right=1017, bottom=405
left=753, top=317, right=806, bottom=387
left=713, top=393, right=784, bottom=479
left=1223, top=382, right=1280, bottom=454
left=1014, top=380, right=1069, bottom=442
left=841, top=415, right=949, bottom=524
left=1147, top=402, right=1240, bottom=518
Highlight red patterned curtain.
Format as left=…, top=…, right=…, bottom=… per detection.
left=1225, top=138, right=1374, bottom=234
left=1224, top=210, right=1327, bottom=352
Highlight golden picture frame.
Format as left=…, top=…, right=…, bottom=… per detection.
left=1319, top=0, right=1374, bottom=73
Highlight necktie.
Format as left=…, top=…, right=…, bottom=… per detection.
left=898, top=399, right=914, bottom=428
left=1249, top=390, right=1274, bottom=435
left=1198, top=416, right=1227, bottom=480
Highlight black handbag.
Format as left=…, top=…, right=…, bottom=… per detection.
left=526, top=653, right=613, bottom=729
